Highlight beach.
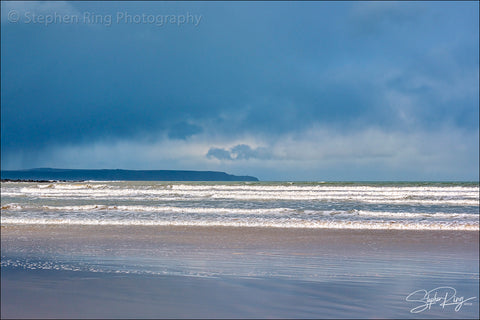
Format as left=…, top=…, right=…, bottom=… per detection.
left=3, top=0, right=478, bottom=316
left=1, top=181, right=478, bottom=318
left=2, top=225, right=479, bottom=318
left=3, top=0, right=478, bottom=317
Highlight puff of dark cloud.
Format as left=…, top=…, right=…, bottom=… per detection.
left=206, top=147, right=233, bottom=160
left=207, top=144, right=272, bottom=161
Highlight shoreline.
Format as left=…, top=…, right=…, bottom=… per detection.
left=1, top=179, right=85, bottom=183
left=2, top=223, right=478, bottom=247
left=2, top=224, right=479, bottom=318
left=0, top=168, right=259, bottom=182
left=2, top=225, right=479, bottom=260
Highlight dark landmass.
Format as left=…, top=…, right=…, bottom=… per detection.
left=1, top=179, right=81, bottom=183
left=0, top=168, right=259, bottom=182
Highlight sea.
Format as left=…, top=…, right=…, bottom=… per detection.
left=2, top=181, right=479, bottom=318
left=1, top=181, right=479, bottom=230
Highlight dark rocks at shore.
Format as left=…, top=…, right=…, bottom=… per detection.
left=1, top=179, right=85, bottom=183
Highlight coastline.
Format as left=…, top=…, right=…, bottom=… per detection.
left=2, top=225, right=479, bottom=318
left=1, top=179, right=84, bottom=183
left=2, top=224, right=479, bottom=251
left=0, top=168, right=259, bottom=182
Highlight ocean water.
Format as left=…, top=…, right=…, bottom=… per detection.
left=1, top=181, right=478, bottom=230
left=2, top=181, right=479, bottom=318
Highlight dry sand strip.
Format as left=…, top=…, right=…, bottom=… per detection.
left=2, top=224, right=479, bottom=254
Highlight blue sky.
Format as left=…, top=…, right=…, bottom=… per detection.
left=1, top=1, right=478, bottom=181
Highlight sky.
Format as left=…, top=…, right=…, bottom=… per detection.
left=1, top=1, right=479, bottom=181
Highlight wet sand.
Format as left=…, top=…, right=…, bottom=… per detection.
left=1, top=225, right=479, bottom=318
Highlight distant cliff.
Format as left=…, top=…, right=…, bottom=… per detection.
left=0, top=168, right=259, bottom=182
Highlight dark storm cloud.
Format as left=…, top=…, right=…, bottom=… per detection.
left=349, top=1, right=423, bottom=35
left=206, top=147, right=232, bottom=161
left=1, top=1, right=478, bottom=179
left=168, top=122, right=203, bottom=140
left=207, top=144, right=272, bottom=161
